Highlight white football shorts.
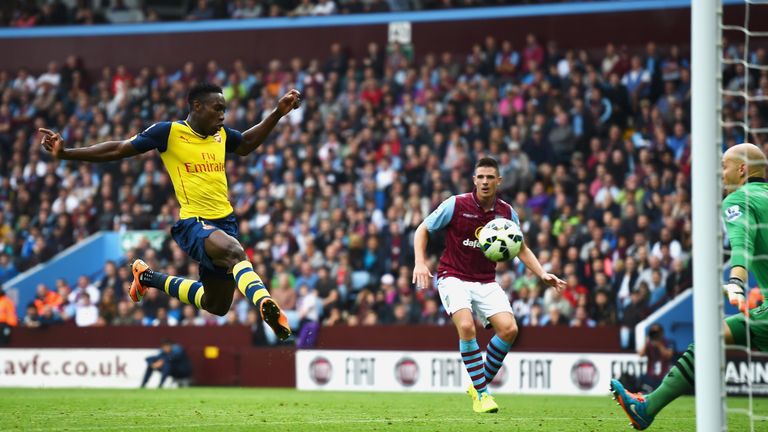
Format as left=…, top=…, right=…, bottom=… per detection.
left=437, top=276, right=513, bottom=327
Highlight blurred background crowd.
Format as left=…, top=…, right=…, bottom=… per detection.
left=2, top=0, right=582, bottom=26
left=2, top=24, right=767, bottom=345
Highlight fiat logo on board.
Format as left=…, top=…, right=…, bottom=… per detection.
left=395, top=357, right=419, bottom=386
left=570, top=359, right=599, bottom=390
left=489, top=364, right=507, bottom=388
left=309, top=356, right=333, bottom=385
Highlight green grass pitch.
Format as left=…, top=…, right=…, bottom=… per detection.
left=1, top=388, right=766, bottom=431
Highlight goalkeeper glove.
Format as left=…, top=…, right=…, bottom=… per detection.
left=723, top=278, right=748, bottom=316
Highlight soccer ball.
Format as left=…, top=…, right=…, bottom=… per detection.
left=478, top=218, right=523, bottom=262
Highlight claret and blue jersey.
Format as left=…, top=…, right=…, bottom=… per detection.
left=424, top=191, right=519, bottom=283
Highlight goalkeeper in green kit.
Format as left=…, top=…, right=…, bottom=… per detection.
left=611, top=143, right=768, bottom=430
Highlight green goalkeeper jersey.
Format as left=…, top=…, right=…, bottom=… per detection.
left=723, top=181, right=768, bottom=293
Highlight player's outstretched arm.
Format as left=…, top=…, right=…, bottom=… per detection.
left=517, top=242, right=566, bottom=292
left=234, top=89, right=301, bottom=156
left=39, top=128, right=139, bottom=162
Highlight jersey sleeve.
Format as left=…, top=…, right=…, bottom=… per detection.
left=506, top=203, right=520, bottom=225
left=424, top=196, right=456, bottom=232
left=130, top=122, right=171, bottom=153
left=223, top=126, right=243, bottom=153
left=724, top=191, right=755, bottom=269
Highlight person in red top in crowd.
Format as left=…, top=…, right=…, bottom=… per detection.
left=563, top=273, right=589, bottom=308
left=111, top=65, right=133, bottom=96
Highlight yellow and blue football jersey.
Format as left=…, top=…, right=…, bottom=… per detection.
left=130, top=120, right=243, bottom=220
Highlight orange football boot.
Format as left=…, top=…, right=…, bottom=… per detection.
left=129, top=259, right=150, bottom=303
left=259, top=298, right=291, bottom=341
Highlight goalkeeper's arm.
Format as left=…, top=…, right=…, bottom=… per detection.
left=723, top=194, right=754, bottom=316
left=724, top=265, right=748, bottom=315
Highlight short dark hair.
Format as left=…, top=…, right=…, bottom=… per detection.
left=187, top=82, right=223, bottom=106
left=475, top=157, right=500, bottom=175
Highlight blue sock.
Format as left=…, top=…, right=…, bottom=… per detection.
left=460, top=338, right=488, bottom=396
left=484, top=335, right=512, bottom=382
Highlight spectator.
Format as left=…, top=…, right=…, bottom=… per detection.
left=39, top=305, right=62, bottom=327
left=522, top=302, right=543, bottom=327
left=187, top=0, right=215, bottom=20
left=0, top=255, right=14, bottom=285
left=152, top=307, right=179, bottom=326
left=312, top=0, right=337, bottom=16
left=141, top=339, right=192, bottom=388
left=33, top=283, right=62, bottom=315
left=622, top=55, right=650, bottom=106
left=97, top=260, right=123, bottom=293
left=0, top=285, right=18, bottom=329
left=664, top=259, right=691, bottom=299
left=314, top=266, right=339, bottom=318
left=296, top=283, right=319, bottom=325
left=638, top=324, right=674, bottom=392
left=590, top=289, right=617, bottom=326
left=543, top=286, right=573, bottom=319
left=294, top=262, right=319, bottom=292
left=651, top=227, right=683, bottom=262
left=542, top=304, right=568, bottom=326
left=23, top=304, right=42, bottom=328
left=548, top=112, right=575, bottom=164
left=112, top=301, right=135, bottom=326
left=637, top=256, right=668, bottom=294
left=98, top=287, right=119, bottom=324
left=290, top=0, right=314, bottom=17
left=231, top=0, right=262, bottom=18
left=74, top=292, right=99, bottom=327
left=420, top=298, right=444, bottom=325
left=570, top=305, right=596, bottom=327
left=272, top=273, right=298, bottom=328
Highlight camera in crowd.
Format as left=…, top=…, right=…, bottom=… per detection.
left=648, top=324, right=664, bottom=342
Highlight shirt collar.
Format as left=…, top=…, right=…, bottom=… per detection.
left=471, top=188, right=496, bottom=212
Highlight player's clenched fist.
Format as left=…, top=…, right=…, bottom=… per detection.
left=277, top=89, right=302, bottom=116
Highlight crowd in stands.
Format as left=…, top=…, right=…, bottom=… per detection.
left=1, top=30, right=766, bottom=346
left=2, top=0, right=613, bottom=26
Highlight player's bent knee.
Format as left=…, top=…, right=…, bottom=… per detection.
left=205, top=302, right=230, bottom=317
left=499, top=324, right=518, bottom=344
left=221, top=242, right=246, bottom=268
left=456, top=320, right=476, bottom=338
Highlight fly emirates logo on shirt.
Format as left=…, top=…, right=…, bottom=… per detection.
left=462, top=226, right=484, bottom=249
left=183, top=152, right=225, bottom=174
